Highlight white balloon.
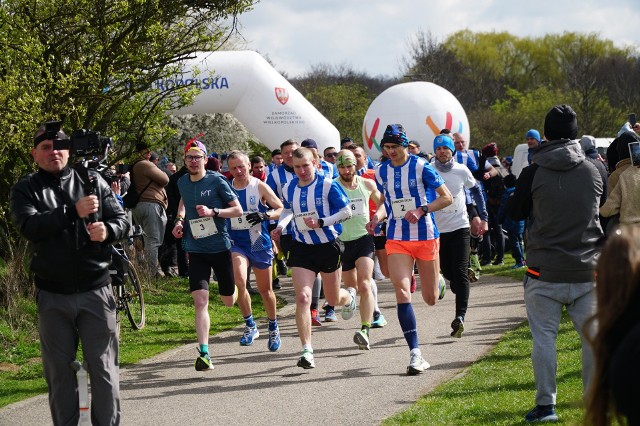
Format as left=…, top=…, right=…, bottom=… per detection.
left=167, top=51, right=340, bottom=153
left=362, top=82, right=470, bottom=159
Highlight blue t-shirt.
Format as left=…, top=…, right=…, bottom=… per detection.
left=177, top=170, right=238, bottom=253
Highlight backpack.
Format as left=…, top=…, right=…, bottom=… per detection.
left=122, top=161, right=152, bottom=209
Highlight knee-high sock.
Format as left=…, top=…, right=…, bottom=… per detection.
left=397, top=303, right=418, bottom=350
left=311, top=275, right=322, bottom=310
left=371, top=279, right=380, bottom=312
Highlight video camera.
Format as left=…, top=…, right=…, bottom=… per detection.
left=52, top=127, right=112, bottom=160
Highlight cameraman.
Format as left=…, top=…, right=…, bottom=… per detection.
left=10, top=124, right=129, bottom=425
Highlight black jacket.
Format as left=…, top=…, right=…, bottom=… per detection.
left=10, top=166, right=130, bottom=294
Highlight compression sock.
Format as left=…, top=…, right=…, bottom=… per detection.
left=244, top=314, right=256, bottom=328
left=361, top=323, right=371, bottom=335
left=268, top=318, right=278, bottom=331
left=311, top=275, right=322, bottom=309
left=397, top=303, right=419, bottom=350
left=371, top=279, right=380, bottom=312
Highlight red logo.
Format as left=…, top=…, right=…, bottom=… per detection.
left=275, top=87, right=289, bottom=105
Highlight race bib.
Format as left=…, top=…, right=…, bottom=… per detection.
left=293, top=211, right=319, bottom=232
left=439, top=195, right=458, bottom=214
left=189, top=217, right=218, bottom=239
left=230, top=214, right=252, bottom=231
left=349, top=197, right=367, bottom=217
left=391, top=197, right=417, bottom=219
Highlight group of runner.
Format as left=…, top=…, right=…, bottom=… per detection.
left=173, top=123, right=475, bottom=375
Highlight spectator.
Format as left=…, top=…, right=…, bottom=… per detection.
left=585, top=225, right=640, bottom=426
left=525, top=129, right=542, bottom=165
left=164, top=159, right=189, bottom=277
left=250, top=156, right=267, bottom=181
left=268, top=148, right=283, bottom=175
left=608, top=130, right=640, bottom=194
left=510, top=104, right=603, bottom=423
left=498, top=174, right=525, bottom=268
left=600, top=152, right=640, bottom=226
left=480, top=142, right=509, bottom=266
left=130, top=142, right=169, bottom=278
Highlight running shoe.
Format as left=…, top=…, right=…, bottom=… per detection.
left=195, top=350, right=214, bottom=371
left=468, top=268, right=479, bottom=283
left=438, top=274, right=446, bottom=300
left=511, top=263, right=526, bottom=269
left=406, top=352, right=430, bottom=375
left=410, top=274, right=417, bottom=293
left=450, top=316, right=465, bottom=338
left=297, top=349, right=315, bottom=369
left=276, top=259, right=288, bottom=276
left=272, top=277, right=282, bottom=290
left=470, top=253, right=482, bottom=271
left=341, top=287, right=357, bottom=320
left=524, top=405, right=558, bottom=423
left=311, top=309, right=322, bottom=326
left=353, top=329, right=370, bottom=350
left=240, top=325, right=260, bottom=346
left=268, top=327, right=281, bottom=352
left=371, top=312, right=387, bottom=328
left=324, top=308, right=337, bottom=322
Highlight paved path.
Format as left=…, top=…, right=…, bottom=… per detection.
left=0, top=274, right=526, bottom=425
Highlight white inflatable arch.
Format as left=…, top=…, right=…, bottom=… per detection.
left=164, top=51, right=339, bottom=153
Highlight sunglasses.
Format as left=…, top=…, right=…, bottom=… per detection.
left=325, top=152, right=338, bottom=157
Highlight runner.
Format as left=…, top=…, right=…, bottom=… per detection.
left=271, top=147, right=355, bottom=369
left=172, top=140, right=243, bottom=371
left=226, top=151, right=284, bottom=351
left=335, top=150, right=385, bottom=349
left=366, top=124, right=453, bottom=375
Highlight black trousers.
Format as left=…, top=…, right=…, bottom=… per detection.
left=439, top=227, right=471, bottom=319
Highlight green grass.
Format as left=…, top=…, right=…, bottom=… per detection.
left=0, top=277, right=275, bottom=408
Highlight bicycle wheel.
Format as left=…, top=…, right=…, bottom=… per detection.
left=122, top=259, right=145, bottom=329
left=112, top=285, right=122, bottom=338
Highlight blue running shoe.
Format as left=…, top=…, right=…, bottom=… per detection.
left=268, top=327, right=281, bottom=352
left=524, top=405, right=558, bottom=423
left=240, top=325, right=259, bottom=346
left=342, top=287, right=357, bottom=320
left=324, top=308, right=337, bottom=322
left=371, top=312, right=387, bottom=328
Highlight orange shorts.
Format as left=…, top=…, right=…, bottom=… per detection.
left=385, top=238, right=440, bottom=261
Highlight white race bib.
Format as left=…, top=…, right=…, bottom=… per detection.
left=189, top=217, right=218, bottom=239
left=391, top=197, right=417, bottom=219
left=293, top=211, right=319, bottom=232
left=349, top=197, right=367, bottom=218
left=230, top=214, right=252, bottom=231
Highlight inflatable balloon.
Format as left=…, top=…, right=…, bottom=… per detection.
left=163, top=51, right=340, bottom=153
left=362, top=82, right=469, bottom=159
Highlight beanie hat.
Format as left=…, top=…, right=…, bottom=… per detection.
left=433, top=135, right=455, bottom=153
left=381, top=124, right=409, bottom=147
left=184, top=140, right=207, bottom=157
left=482, top=142, right=498, bottom=158
left=301, top=138, right=318, bottom=150
left=616, top=130, right=640, bottom=160
left=503, top=174, right=517, bottom=189
left=526, top=129, right=541, bottom=143
left=544, top=104, right=578, bottom=141
left=505, top=156, right=513, bottom=164
left=205, top=156, right=220, bottom=172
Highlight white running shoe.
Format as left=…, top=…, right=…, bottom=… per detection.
left=407, top=351, right=430, bottom=375
left=341, top=287, right=357, bottom=320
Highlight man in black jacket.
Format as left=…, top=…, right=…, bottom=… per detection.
left=10, top=123, right=129, bottom=426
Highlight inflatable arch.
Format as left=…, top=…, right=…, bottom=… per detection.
left=164, top=51, right=339, bottom=153
left=362, top=82, right=470, bottom=160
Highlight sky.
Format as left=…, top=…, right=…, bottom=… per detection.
left=236, top=0, right=640, bottom=79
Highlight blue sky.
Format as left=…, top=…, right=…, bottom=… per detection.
left=237, top=0, right=640, bottom=78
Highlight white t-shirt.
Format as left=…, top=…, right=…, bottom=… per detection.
left=432, top=162, right=477, bottom=233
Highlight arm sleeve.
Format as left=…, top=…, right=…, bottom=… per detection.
left=470, top=184, right=488, bottom=222
left=276, top=208, right=293, bottom=229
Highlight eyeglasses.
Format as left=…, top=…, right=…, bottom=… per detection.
left=185, top=155, right=204, bottom=162
left=325, top=153, right=337, bottom=158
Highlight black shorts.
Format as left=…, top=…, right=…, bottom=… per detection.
left=188, top=251, right=235, bottom=296
left=342, top=234, right=375, bottom=271
left=374, top=235, right=387, bottom=251
left=280, top=234, right=293, bottom=259
left=287, top=239, right=344, bottom=274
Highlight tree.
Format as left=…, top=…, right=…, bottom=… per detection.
left=0, top=0, right=255, bottom=260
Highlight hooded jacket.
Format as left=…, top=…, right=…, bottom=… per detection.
left=10, top=166, right=130, bottom=294
left=509, top=139, right=603, bottom=282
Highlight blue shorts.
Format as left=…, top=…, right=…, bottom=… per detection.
left=231, top=244, right=273, bottom=270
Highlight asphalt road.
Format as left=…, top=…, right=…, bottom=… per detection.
left=0, top=274, right=526, bottom=425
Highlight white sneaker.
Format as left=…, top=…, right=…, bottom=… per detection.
left=341, top=287, right=357, bottom=320
left=407, top=351, right=430, bottom=375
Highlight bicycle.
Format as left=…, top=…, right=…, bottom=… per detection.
left=109, top=242, right=145, bottom=332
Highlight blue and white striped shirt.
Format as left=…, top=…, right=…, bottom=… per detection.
left=375, top=156, right=445, bottom=241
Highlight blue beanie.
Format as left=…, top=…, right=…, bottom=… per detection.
left=526, top=129, right=541, bottom=143
left=381, top=124, right=409, bottom=147
left=433, top=135, right=455, bottom=153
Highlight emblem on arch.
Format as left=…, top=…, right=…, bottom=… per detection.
left=275, top=87, right=289, bottom=105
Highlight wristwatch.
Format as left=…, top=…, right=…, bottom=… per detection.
left=213, top=208, right=220, bottom=217
left=317, top=218, right=324, bottom=228
left=421, top=205, right=429, bottom=214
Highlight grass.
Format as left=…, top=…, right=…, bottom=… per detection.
left=0, top=277, right=274, bottom=408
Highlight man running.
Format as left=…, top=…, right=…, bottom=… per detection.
left=226, top=151, right=284, bottom=351
left=173, top=140, right=243, bottom=371
left=366, top=124, right=453, bottom=375
left=271, top=147, right=355, bottom=369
